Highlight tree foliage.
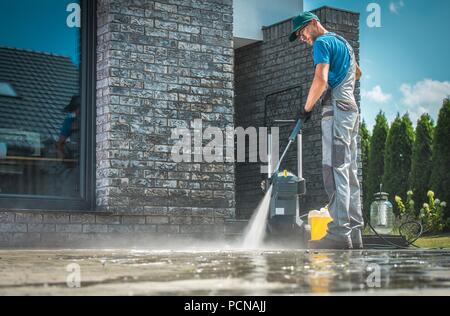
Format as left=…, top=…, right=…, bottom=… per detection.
left=431, top=98, right=450, bottom=221
left=383, top=113, right=415, bottom=214
left=410, top=114, right=434, bottom=211
left=366, top=112, right=389, bottom=218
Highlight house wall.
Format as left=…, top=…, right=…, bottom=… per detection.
left=1, top=0, right=237, bottom=248
left=235, top=7, right=361, bottom=219
left=0, top=4, right=361, bottom=248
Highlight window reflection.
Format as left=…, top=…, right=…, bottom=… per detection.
left=0, top=0, right=81, bottom=198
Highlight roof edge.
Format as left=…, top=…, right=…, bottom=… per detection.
left=262, top=5, right=360, bottom=30
left=0, top=45, right=72, bottom=61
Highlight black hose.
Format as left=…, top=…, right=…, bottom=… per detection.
left=366, top=220, right=423, bottom=250
left=366, top=195, right=424, bottom=249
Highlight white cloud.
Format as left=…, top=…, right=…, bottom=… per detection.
left=400, top=79, right=450, bottom=106
left=390, top=0, right=405, bottom=14
left=407, top=106, right=430, bottom=124
left=389, top=3, right=398, bottom=14
left=362, top=85, right=392, bottom=103
left=399, top=79, right=450, bottom=123
left=362, top=78, right=450, bottom=129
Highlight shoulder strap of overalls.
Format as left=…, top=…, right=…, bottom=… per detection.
left=329, top=33, right=355, bottom=60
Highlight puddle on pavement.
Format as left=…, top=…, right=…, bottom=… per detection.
left=0, top=248, right=450, bottom=295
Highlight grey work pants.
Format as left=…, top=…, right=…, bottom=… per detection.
left=322, top=99, right=364, bottom=241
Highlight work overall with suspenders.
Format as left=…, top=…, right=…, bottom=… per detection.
left=318, top=33, right=364, bottom=247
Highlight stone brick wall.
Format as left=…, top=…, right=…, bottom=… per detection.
left=0, top=210, right=243, bottom=247
left=1, top=0, right=236, bottom=248
left=235, top=7, right=361, bottom=218
left=96, top=0, right=235, bottom=217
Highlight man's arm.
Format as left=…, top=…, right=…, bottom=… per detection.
left=304, top=63, right=329, bottom=113
left=56, top=136, right=66, bottom=159
left=356, top=63, right=362, bottom=81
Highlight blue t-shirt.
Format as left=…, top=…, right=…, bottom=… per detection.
left=313, top=32, right=351, bottom=89
left=60, top=115, right=75, bottom=138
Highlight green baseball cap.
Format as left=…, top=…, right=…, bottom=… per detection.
left=289, top=12, right=320, bottom=42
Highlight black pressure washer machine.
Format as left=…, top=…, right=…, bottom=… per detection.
left=264, top=119, right=311, bottom=245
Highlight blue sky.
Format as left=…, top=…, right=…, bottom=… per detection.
left=0, top=0, right=80, bottom=64
left=1, top=0, right=449, bottom=130
left=305, top=0, right=450, bottom=130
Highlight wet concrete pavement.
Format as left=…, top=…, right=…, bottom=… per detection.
left=0, top=248, right=450, bottom=295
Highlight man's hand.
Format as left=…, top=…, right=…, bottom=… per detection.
left=299, top=108, right=312, bottom=123
left=56, top=137, right=66, bottom=160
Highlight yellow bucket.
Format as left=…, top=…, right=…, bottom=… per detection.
left=308, top=208, right=333, bottom=241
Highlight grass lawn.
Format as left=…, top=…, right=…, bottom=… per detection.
left=415, top=234, right=450, bottom=249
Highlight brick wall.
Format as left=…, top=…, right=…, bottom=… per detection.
left=235, top=7, right=361, bottom=218
left=0, top=210, right=244, bottom=247
left=96, top=0, right=235, bottom=217
left=1, top=0, right=236, bottom=248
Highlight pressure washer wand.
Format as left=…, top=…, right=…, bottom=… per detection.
left=270, top=119, right=303, bottom=179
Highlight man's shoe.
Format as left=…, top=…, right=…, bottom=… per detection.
left=351, top=229, right=364, bottom=249
left=309, top=235, right=353, bottom=250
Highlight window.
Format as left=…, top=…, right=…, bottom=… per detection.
left=0, top=0, right=96, bottom=210
left=0, top=83, right=18, bottom=98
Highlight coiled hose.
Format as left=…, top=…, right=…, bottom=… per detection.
left=365, top=220, right=423, bottom=249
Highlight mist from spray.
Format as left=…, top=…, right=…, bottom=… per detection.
left=241, top=185, right=273, bottom=249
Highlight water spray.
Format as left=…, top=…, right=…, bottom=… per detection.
left=242, top=119, right=308, bottom=249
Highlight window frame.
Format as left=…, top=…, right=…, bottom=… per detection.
left=0, top=0, right=97, bottom=211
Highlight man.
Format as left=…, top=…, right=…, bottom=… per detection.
left=290, top=12, right=364, bottom=249
left=56, top=95, right=80, bottom=160
left=55, top=95, right=80, bottom=197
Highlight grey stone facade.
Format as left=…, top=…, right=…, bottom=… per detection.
left=1, top=0, right=236, bottom=248
left=0, top=210, right=243, bottom=247
left=96, top=0, right=235, bottom=218
left=235, top=7, right=361, bottom=218
left=0, top=4, right=360, bottom=248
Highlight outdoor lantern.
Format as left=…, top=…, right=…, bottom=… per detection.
left=370, top=192, right=395, bottom=235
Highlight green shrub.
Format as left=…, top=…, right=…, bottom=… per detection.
left=394, top=191, right=419, bottom=240
left=419, top=191, right=449, bottom=234
left=395, top=190, right=416, bottom=220
left=394, top=190, right=448, bottom=235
